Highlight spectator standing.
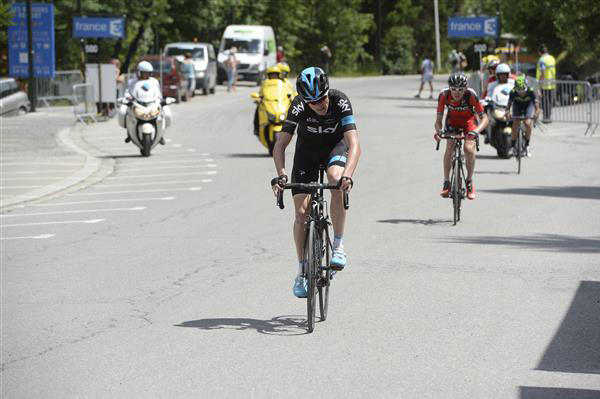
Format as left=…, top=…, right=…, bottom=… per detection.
left=415, top=56, right=435, bottom=99
left=320, top=45, right=332, bottom=75
left=536, top=44, right=556, bottom=123
left=183, top=52, right=196, bottom=97
left=276, top=46, right=286, bottom=63
left=224, top=47, right=239, bottom=92
left=458, top=51, right=467, bottom=72
left=449, top=49, right=459, bottom=72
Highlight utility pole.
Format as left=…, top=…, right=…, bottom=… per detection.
left=26, top=0, right=36, bottom=112
left=434, top=0, right=441, bottom=72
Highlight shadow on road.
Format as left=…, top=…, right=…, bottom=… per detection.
left=476, top=154, right=506, bottom=160
left=481, top=186, right=600, bottom=201
left=377, top=218, right=451, bottom=226
left=475, top=170, right=514, bottom=175
left=519, top=387, right=600, bottom=399
left=98, top=154, right=143, bottom=159
left=225, top=153, right=271, bottom=158
left=175, top=315, right=309, bottom=336
left=440, top=234, right=600, bottom=254
left=536, top=281, right=600, bottom=374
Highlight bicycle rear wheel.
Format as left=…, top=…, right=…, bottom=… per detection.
left=318, top=227, right=331, bottom=321
left=305, top=221, right=318, bottom=333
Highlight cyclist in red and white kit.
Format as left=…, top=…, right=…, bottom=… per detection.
left=434, top=73, right=488, bottom=200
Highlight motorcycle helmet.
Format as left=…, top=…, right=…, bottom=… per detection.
left=495, top=63, right=511, bottom=76
left=137, top=60, right=153, bottom=79
left=448, top=73, right=468, bottom=88
left=277, top=63, right=290, bottom=78
left=296, top=67, right=329, bottom=102
left=487, top=59, right=499, bottom=71
left=266, top=65, right=282, bottom=80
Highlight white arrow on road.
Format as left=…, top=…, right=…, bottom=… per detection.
left=0, top=207, right=146, bottom=218
left=1, top=219, right=105, bottom=227
left=0, top=234, right=55, bottom=240
left=29, top=197, right=176, bottom=207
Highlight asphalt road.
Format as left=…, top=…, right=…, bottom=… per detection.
left=2, top=76, right=599, bottom=398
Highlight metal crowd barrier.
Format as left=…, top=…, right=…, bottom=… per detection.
left=36, top=70, right=84, bottom=107
left=590, top=84, right=600, bottom=136
left=72, top=83, right=97, bottom=124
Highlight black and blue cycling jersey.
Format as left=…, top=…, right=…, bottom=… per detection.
left=281, top=89, right=357, bottom=195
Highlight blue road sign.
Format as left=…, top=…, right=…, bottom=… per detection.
left=73, top=17, right=125, bottom=39
left=8, top=3, right=55, bottom=78
left=448, top=16, right=499, bottom=38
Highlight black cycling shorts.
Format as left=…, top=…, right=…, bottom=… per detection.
left=291, top=139, right=348, bottom=196
left=512, top=102, right=534, bottom=119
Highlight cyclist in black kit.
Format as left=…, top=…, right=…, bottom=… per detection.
left=271, top=67, right=361, bottom=298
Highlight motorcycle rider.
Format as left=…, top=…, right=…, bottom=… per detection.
left=505, top=75, right=541, bottom=157
left=122, top=61, right=164, bottom=144
left=253, top=66, right=283, bottom=136
left=271, top=67, right=361, bottom=298
left=482, top=59, right=499, bottom=97
left=125, top=61, right=161, bottom=99
left=485, top=63, right=515, bottom=98
left=277, top=63, right=296, bottom=98
left=435, top=73, right=488, bottom=200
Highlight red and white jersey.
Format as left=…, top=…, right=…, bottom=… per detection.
left=437, top=88, right=484, bottom=128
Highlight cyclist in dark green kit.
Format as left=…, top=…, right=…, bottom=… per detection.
left=505, top=76, right=541, bottom=157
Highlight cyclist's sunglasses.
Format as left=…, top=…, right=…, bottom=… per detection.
left=450, top=87, right=466, bottom=92
left=307, top=95, right=328, bottom=105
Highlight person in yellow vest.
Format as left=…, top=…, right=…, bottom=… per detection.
left=536, top=44, right=556, bottom=123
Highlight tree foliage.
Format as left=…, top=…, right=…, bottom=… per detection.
left=0, top=0, right=596, bottom=77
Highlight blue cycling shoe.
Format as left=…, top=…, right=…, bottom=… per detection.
left=293, top=276, right=308, bottom=298
left=330, top=249, right=347, bottom=271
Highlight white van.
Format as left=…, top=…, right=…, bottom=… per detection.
left=217, top=25, right=276, bottom=85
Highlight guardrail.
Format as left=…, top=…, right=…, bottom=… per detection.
left=72, top=83, right=97, bottom=124
left=590, top=83, right=600, bottom=136
left=36, top=70, right=84, bottom=107
left=471, top=74, right=596, bottom=135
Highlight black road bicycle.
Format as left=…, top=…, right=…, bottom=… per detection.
left=512, top=115, right=534, bottom=174
left=275, top=167, right=349, bottom=333
left=437, top=128, right=478, bottom=225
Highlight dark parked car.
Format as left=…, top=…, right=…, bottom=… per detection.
left=1, top=77, right=30, bottom=116
left=138, top=56, right=190, bottom=102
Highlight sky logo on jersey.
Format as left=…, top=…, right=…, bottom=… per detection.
left=306, top=123, right=339, bottom=134
left=291, top=101, right=304, bottom=116
left=337, top=98, right=351, bottom=112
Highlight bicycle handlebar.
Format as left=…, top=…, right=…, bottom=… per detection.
left=436, top=129, right=479, bottom=151
left=276, top=182, right=349, bottom=210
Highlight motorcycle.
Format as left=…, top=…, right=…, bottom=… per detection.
left=250, top=78, right=292, bottom=155
left=118, top=80, right=175, bottom=157
left=483, top=82, right=514, bottom=159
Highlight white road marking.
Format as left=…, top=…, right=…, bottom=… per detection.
left=105, top=171, right=217, bottom=180
left=1, top=176, right=71, bottom=181
left=0, top=162, right=82, bottom=167
left=29, top=197, right=176, bottom=207
left=0, top=234, right=55, bottom=240
left=171, top=144, right=182, bottom=148
left=117, top=164, right=217, bottom=173
left=0, top=206, right=146, bottom=218
left=1, top=218, right=105, bottom=227
left=200, top=153, right=210, bottom=156
left=0, top=185, right=45, bottom=189
left=68, top=187, right=202, bottom=196
left=119, top=158, right=214, bottom=165
left=95, top=179, right=213, bottom=188
left=1, top=170, right=83, bottom=175
left=186, top=149, right=197, bottom=152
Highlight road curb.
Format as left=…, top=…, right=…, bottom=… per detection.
left=0, top=124, right=115, bottom=212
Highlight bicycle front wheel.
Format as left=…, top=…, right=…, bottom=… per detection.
left=305, top=221, right=318, bottom=333
left=452, top=161, right=461, bottom=225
